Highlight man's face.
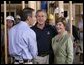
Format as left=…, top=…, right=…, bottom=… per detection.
left=6, top=19, right=13, bottom=28
left=29, top=12, right=36, bottom=26
left=36, top=11, right=47, bottom=25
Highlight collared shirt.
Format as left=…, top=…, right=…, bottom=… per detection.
left=8, top=21, right=38, bottom=60
left=31, top=23, right=57, bottom=56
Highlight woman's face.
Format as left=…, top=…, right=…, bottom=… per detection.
left=56, top=22, right=65, bottom=34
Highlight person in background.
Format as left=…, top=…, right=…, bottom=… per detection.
left=78, top=12, right=83, bottom=64
left=6, top=16, right=15, bottom=48
left=47, top=14, right=55, bottom=26
left=1, top=16, right=15, bottom=64
left=6, top=16, right=15, bottom=63
left=78, top=12, right=83, bottom=50
left=8, top=7, right=38, bottom=64
left=52, top=17, right=73, bottom=64
left=6, top=16, right=15, bottom=30
left=15, top=15, right=21, bottom=24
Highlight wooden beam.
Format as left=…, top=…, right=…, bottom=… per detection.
left=47, top=1, right=49, bottom=14
left=22, top=1, right=25, bottom=9
left=58, top=1, right=64, bottom=17
left=36, top=1, right=41, bottom=10
left=28, top=1, right=36, bottom=12
left=9, top=1, right=11, bottom=15
left=69, top=1, right=72, bottom=35
left=4, top=1, right=8, bottom=64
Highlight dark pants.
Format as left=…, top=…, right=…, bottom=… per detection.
left=80, top=53, right=83, bottom=62
left=49, top=50, right=54, bottom=64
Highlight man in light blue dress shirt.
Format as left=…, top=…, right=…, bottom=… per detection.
left=8, top=7, right=38, bottom=64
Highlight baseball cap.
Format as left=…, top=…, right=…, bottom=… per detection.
left=6, top=16, right=14, bottom=21
left=16, top=15, right=21, bottom=19
left=48, top=14, right=54, bottom=20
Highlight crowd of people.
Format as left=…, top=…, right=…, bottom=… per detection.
left=1, top=7, right=83, bottom=64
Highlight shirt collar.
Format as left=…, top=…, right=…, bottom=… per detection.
left=20, top=21, right=30, bottom=28
left=34, top=23, right=49, bottom=30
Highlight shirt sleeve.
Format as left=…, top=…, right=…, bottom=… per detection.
left=28, top=32, right=38, bottom=58
left=66, top=36, right=73, bottom=64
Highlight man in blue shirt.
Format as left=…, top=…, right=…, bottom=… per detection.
left=8, top=7, right=38, bottom=64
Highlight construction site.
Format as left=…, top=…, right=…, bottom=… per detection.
left=1, top=1, right=83, bottom=64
